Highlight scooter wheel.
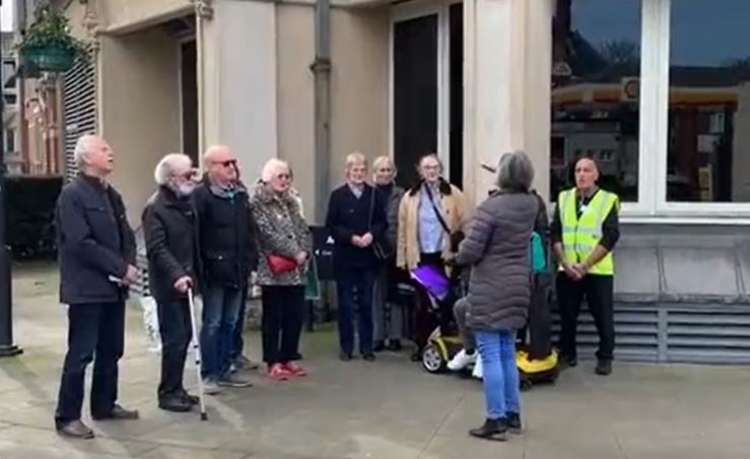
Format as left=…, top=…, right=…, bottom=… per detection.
left=422, top=343, right=447, bottom=374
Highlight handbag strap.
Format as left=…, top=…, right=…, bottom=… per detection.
left=424, top=183, right=451, bottom=236
left=367, top=185, right=376, bottom=230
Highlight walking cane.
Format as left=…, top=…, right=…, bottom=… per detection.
left=187, top=288, right=208, bottom=421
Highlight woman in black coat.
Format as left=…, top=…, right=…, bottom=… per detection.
left=325, top=152, right=387, bottom=361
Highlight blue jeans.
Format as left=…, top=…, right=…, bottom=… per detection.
left=476, top=330, right=521, bottom=420
left=200, top=283, right=243, bottom=379
left=336, top=267, right=376, bottom=355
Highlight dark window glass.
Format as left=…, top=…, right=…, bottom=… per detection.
left=551, top=0, right=641, bottom=202
left=667, top=0, right=750, bottom=202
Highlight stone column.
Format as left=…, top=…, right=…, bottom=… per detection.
left=463, top=0, right=554, bottom=204
left=199, top=0, right=278, bottom=179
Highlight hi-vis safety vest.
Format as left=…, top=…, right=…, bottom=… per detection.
left=558, top=188, right=618, bottom=276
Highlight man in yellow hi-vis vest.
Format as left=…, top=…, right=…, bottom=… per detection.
left=551, top=157, right=620, bottom=376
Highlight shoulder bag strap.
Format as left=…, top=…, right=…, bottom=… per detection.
left=424, top=184, right=451, bottom=235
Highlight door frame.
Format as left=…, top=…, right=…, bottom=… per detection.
left=177, top=35, right=197, bottom=161
left=390, top=0, right=460, bottom=180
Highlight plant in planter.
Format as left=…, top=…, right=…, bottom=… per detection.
left=17, top=7, right=88, bottom=74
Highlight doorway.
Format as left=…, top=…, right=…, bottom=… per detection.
left=392, top=2, right=463, bottom=189
left=180, top=40, right=198, bottom=165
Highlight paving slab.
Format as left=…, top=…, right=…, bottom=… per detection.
left=2, top=262, right=749, bottom=459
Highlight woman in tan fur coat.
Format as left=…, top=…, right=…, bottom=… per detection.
left=396, top=154, right=467, bottom=360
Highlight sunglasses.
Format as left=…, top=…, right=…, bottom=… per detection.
left=176, top=169, right=198, bottom=180
left=217, top=159, right=238, bottom=168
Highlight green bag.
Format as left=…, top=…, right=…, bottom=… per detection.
left=529, top=231, right=547, bottom=273
left=304, top=256, right=321, bottom=300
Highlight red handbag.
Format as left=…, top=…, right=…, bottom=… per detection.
left=267, top=254, right=298, bottom=274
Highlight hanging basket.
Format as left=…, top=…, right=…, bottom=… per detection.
left=20, top=46, right=76, bottom=73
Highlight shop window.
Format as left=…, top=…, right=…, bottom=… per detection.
left=551, top=0, right=642, bottom=202
left=667, top=0, right=750, bottom=203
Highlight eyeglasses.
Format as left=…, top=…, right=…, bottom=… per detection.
left=218, top=159, right=238, bottom=168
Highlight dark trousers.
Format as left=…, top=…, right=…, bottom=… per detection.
left=336, top=267, right=376, bottom=355
left=411, top=253, right=445, bottom=351
left=157, top=299, right=192, bottom=400
left=261, top=286, right=305, bottom=365
left=55, top=301, right=125, bottom=423
left=557, top=273, right=615, bottom=361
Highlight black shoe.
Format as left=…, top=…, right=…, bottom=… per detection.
left=506, top=412, right=522, bottom=434
left=469, top=418, right=508, bottom=441
left=373, top=341, right=386, bottom=353
left=291, top=352, right=303, bottom=361
left=92, top=404, right=139, bottom=421
left=362, top=353, right=376, bottom=362
left=339, top=352, right=353, bottom=362
left=595, top=359, right=612, bottom=376
left=387, top=340, right=402, bottom=352
left=159, top=397, right=192, bottom=413
left=561, top=354, right=578, bottom=368
left=178, top=390, right=200, bottom=405
left=56, top=420, right=95, bottom=439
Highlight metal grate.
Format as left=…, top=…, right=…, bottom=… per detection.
left=552, top=305, right=661, bottom=362
left=130, top=227, right=151, bottom=298
left=62, top=46, right=96, bottom=182
left=552, top=303, right=750, bottom=364
left=666, top=310, right=750, bottom=364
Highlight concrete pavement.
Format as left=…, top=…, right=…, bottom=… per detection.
left=0, top=261, right=749, bottom=458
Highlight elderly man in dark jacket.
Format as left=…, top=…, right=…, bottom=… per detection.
left=455, top=151, right=538, bottom=441
left=193, top=145, right=258, bottom=393
left=54, top=135, right=139, bottom=440
left=143, top=153, right=202, bottom=413
left=326, top=152, right=387, bottom=361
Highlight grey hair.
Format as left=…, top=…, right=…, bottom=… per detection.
left=496, top=150, right=534, bottom=192
left=373, top=156, right=397, bottom=179
left=73, top=134, right=97, bottom=169
left=345, top=151, right=367, bottom=171
left=261, top=158, right=290, bottom=183
left=154, top=153, right=192, bottom=186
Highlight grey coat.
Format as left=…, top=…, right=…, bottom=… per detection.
left=455, top=191, right=539, bottom=331
left=250, top=185, right=312, bottom=286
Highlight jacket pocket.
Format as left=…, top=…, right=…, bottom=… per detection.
left=203, top=252, right=237, bottom=283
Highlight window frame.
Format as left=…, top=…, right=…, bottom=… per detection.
left=638, top=0, right=750, bottom=218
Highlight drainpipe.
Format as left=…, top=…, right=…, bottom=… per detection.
left=311, top=0, right=331, bottom=224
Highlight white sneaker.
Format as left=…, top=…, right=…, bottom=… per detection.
left=472, top=356, right=483, bottom=379
left=448, top=349, right=477, bottom=371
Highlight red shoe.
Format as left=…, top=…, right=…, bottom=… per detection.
left=283, top=362, right=308, bottom=377
left=267, top=363, right=291, bottom=381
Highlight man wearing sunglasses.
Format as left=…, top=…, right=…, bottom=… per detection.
left=192, top=146, right=259, bottom=393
